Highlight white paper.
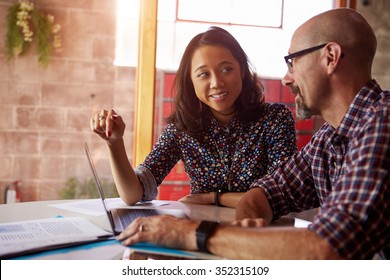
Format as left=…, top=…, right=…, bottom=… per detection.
left=0, top=217, right=111, bottom=258
left=49, top=198, right=168, bottom=216
left=109, top=199, right=169, bottom=209
left=294, top=218, right=312, bottom=228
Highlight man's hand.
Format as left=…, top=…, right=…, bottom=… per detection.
left=236, top=188, right=273, bottom=223
left=117, top=215, right=199, bottom=251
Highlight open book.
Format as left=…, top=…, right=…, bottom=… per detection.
left=0, top=217, right=112, bottom=259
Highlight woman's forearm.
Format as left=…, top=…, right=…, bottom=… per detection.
left=106, top=138, right=144, bottom=205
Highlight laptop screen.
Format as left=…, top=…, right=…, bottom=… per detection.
left=85, top=143, right=118, bottom=234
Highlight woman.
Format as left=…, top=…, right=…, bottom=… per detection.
left=90, top=26, right=297, bottom=208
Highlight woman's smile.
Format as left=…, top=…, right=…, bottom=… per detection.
left=210, top=91, right=229, bottom=101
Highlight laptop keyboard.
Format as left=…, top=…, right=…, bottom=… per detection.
left=116, top=209, right=158, bottom=228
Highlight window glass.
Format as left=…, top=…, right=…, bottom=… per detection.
left=115, top=0, right=333, bottom=79
left=177, top=0, right=283, bottom=28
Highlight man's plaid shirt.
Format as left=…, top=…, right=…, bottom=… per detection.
left=250, top=80, right=389, bottom=259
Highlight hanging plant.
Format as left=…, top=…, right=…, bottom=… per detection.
left=5, top=0, right=62, bottom=68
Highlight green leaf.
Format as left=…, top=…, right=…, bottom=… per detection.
left=5, top=3, right=27, bottom=59
left=31, top=9, right=52, bottom=67
left=5, top=1, right=61, bottom=68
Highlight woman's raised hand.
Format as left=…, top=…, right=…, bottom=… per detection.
left=90, top=109, right=126, bottom=142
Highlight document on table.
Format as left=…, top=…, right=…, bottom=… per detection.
left=49, top=198, right=169, bottom=216
left=0, top=217, right=112, bottom=259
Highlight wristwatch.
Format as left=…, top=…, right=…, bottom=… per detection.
left=195, top=220, right=219, bottom=253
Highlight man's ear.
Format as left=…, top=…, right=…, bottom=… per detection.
left=325, top=42, right=343, bottom=75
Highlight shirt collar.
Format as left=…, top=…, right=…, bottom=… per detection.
left=335, top=79, right=382, bottom=138
left=208, top=112, right=241, bottom=134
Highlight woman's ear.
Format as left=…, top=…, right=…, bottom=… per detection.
left=325, top=42, right=343, bottom=75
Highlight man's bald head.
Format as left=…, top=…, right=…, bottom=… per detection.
left=294, top=8, right=377, bottom=71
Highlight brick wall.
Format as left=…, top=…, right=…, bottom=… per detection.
left=0, top=0, right=135, bottom=202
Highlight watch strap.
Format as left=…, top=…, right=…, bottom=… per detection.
left=214, top=189, right=223, bottom=207
left=195, top=220, right=219, bottom=253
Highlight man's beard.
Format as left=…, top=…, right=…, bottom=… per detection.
left=295, top=91, right=314, bottom=120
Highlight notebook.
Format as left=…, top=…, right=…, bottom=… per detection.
left=84, top=143, right=188, bottom=235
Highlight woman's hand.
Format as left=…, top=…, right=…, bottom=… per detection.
left=90, top=109, right=125, bottom=143
left=117, top=215, right=199, bottom=250
left=179, top=193, right=214, bottom=205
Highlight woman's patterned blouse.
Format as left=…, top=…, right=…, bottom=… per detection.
left=137, top=103, right=297, bottom=196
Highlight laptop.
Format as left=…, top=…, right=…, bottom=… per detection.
left=85, top=143, right=187, bottom=235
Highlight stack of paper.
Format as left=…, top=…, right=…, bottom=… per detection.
left=0, top=217, right=112, bottom=259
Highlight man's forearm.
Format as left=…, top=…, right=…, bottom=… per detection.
left=206, top=225, right=341, bottom=259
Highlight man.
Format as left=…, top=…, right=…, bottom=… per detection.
left=117, top=8, right=389, bottom=259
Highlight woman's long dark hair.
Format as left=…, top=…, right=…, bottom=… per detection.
left=166, top=26, right=265, bottom=137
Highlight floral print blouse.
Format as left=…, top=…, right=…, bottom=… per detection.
left=135, top=103, right=297, bottom=201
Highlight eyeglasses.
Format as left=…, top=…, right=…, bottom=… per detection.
left=284, top=43, right=327, bottom=73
